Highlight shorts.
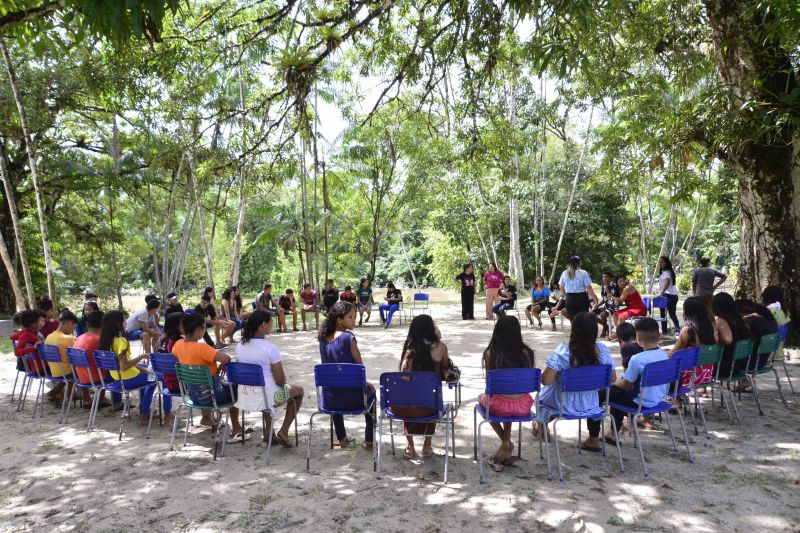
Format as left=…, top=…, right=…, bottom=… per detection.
left=479, top=393, right=533, bottom=418
left=124, top=329, right=143, bottom=341
left=357, top=302, right=372, bottom=310
left=188, top=377, right=237, bottom=407
left=616, top=308, right=647, bottom=321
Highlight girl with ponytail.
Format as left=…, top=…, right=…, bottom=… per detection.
left=235, top=310, right=304, bottom=447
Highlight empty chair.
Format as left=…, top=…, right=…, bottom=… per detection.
left=410, top=292, right=431, bottom=317
left=746, top=332, right=787, bottom=414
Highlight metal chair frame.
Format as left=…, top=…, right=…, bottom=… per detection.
left=93, top=349, right=154, bottom=441
left=37, top=344, right=75, bottom=423
left=64, top=347, right=103, bottom=431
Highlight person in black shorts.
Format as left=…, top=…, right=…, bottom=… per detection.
left=592, top=271, right=619, bottom=338
left=278, top=289, right=299, bottom=332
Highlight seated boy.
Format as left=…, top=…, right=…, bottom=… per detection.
left=340, top=286, right=358, bottom=305
left=616, top=322, right=643, bottom=370
left=278, top=289, right=298, bottom=332
left=606, top=318, right=667, bottom=443
left=298, top=284, right=319, bottom=331
left=44, top=310, right=79, bottom=403
left=172, top=313, right=248, bottom=441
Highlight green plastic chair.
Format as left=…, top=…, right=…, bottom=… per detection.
left=746, top=333, right=787, bottom=414
left=715, top=339, right=753, bottom=425
left=170, top=363, right=233, bottom=460
left=689, top=344, right=724, bottom=438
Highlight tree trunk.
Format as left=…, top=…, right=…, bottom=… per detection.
left=186, top=149, right=214, bottom=288
left=0, top=34, right=56, bottom=303
left=703, top=0, right=800, bottom=329
left=548, top=107, right=593, bottom=284
left=0, top=142, right=33, bottom=307
left=506, top=78, right=525, bottom=288
left=229, top=170, right=247, bottom=287
left=146, top=180, right=162, bottom=293
left=299, top=138, right=315, bottom=287
left=0, top=218, right=24, bottom=310
left=161, top=157, right=182, bottom=296
left=109, top=113, right=123, bottom=310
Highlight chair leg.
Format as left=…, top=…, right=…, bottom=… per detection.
left=390, top=420, right=396, bottom=455
left=32, top=379, right=44, bottom=420
left=782, top=361, right=795, bottom=394
left=88, top=389, right=101, bottom=431
left=266, top=414, right=274, bottom=465
left=64, top=383, right=77, bottom=424
left=632, top=420, right=648, bottom=478
left=329, top=417, right=333, bottom=450
left=674, top=407, right=694, bottom=464
left=146, top=391, right=159, bottom=439
left=375, top=414, right=383, bottom=480
left=693, top=390, right=710, bottom=439
left=772, top=368, right=789, bottom=407
left=577, top=419, right=582, bottom=455
left=306, top=412, right=316, bottom=470
left=182, top=406, right=191, bottom=447
left=472, top=407, right=477, bottom=461
left=118, top=393, right=129, bottom=441
left=10, top=372, right=20, bottom=404
left=749, top=375, right=764, bottom=416
left=542, top=420, right=552, bottom=481
left=443, top=413, right=450, bottom=484
left=553, top=420, right=565, bottom=482
left=727, top=388, right=742, bottom=425
left=477, top=420, right=485, bottom=484
left=169, top=404, right=184, bottom=450
left=609, top=416, right=624, bottom=473
left=664, top=409, right=678, bottom=451
left=517, top=422, right=522, bottom=459
left=16, top=376, right=28, bottom=412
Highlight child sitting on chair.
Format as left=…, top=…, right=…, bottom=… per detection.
left=480, top=316, right=535, bottom=470
left=606, top=318, right=668, bottom=444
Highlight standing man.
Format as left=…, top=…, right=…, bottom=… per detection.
left=483, top=263, right=505, bottom=320
left=455, top=263, right=475, bottom=320
left=692, top=257, right=726, bottom=307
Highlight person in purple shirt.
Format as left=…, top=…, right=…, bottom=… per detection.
left=483, top=263, right=505, bottom=320
left=318, top=301, right=375, bottom=448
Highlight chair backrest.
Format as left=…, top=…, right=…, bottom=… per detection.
left=560, top=364, right=613, bottom=392
left=66, top=347, right=90, bottom=369
left=93, top=349, right=122, bottom=372
left=671, top=346, right=700, bottom=372
left=651, top=296, right=668, bottom=310
left=226, top=361, right=266, bottom=387
left=697, top=344, right=724, bottom=366
left=640, top=358, right=681, bottom=387
left=175, top=363, right=214, bottom=387
left=413, top=293, right=430, bottom=302
left=379, top=371, right=443, bottom=413
left=150, top=352, right=179, bottom=374
left=777, top=323, right=789, bottom=343
left=37, top=344, right=63, bottom=364
left=732, top=339, right=754, bottom=361
left=314, top=363, right=366, bottom=389
left=757, top=332, right=781, bottom=355
left=485, top=368, right=542, bottom=395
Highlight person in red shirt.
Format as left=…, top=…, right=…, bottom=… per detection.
left=72, top=310, right=115, bottom=409
left=13, top=310, right=62, bottom=402
left=37, top=297, right=59, bottom=337
left=483, top=263, right=505, bottom=320
left=299, top=283, right=319, bottom=331
left=610, top=275, right=648, bottom=339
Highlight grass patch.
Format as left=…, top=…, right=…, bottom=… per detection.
left=34, top=439, right=56, bottom=454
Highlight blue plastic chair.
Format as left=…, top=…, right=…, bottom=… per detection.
left=306, top=363, right=374, bottom=470
left=377, top=372, right=454, bottom=483
left=608, top=357, right=693, bottom=477
left=410, top=293, right=431, bottom=317
left=37, top=344, right=75, bottom=423
left=94, top=349, right=154, bottom=441
left=473, top=367, right=541, bottom=483
left=625, top=297, right=652, bottom=326
left=777, top=324, right=795, bottom=394
left=650, top=296, right=672, bottom=334
left=226, top=361, right=299, bottom=464
left=64, top=347, right=103, bottom=431
left=146, top=352, right=183, bottom=439
left=9, top=338, right=23, bottom=404
left=546, top=364, right=623, bottom=482
left=15, top=350, right=47, bottom=416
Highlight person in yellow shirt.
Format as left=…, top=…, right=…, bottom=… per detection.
left=44, top=310, right=79, bottom=404
left=99, top=310, right=171, bottom=424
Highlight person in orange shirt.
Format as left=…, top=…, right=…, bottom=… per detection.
left=172, top=313, right=247, bottom=441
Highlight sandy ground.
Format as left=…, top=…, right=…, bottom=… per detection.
left=0, top=302, right=798, bottom=532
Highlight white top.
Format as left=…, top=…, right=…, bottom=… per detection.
left=126, top=308, right=150, bottom=331
left=234, top=338, right=281, bottom=413
left=559, top=269, right=592, bottom=293
left=659, top=271, right=678, bottom=296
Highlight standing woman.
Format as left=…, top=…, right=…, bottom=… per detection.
left=455, top=264, right=476, bottom=320
left=557, top=256, right=597, bottom=320
left=658, top=256, right=680, bottom=334
left=483, top=263, right=505, bottom=320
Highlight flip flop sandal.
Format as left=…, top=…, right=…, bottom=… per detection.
left=271, top=432, right=292, bottom=448
left=487, top=459, right=504, bottom=472
left=404, top=448, right=415, bottom=458
left=580, top=443, right=602, bottom=453
left=228, top=432, right=253, bottom=444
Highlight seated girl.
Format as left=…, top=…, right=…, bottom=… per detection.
left=318, top=301, right=375, bottom=448
left=480, top=316, right=535, bottom=469
left=220, top=287, right=243, bottom=342
left=536, top=312, right=616, bottom=452
left=712, top=292, right=751, bottom=383
left=99, top=310, right=173, bottom=425
left=236, top=310, right=304, bottom=447
left=492, top=276, right=517, bottom=317
left=735, top=298, right=778, bottom=376
left=609, top=275, right=647, bottom=337
left=668, top=297, right=717, bottom=391
left=526, top=276, right=556, bottom=331
left=396, top=314, right=457, bottom=458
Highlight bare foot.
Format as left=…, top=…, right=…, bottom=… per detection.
left=404, top=443, right=415, bottom=458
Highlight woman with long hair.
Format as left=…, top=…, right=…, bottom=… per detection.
left=526, top=275, right=556, bottom=331
left=537, top=312, right=616, bottom=452
left=557, top=256, right=598, bottom=320
left=455, top=264, right=476, bottom=320
left=77, top=300, right=100, bottom=337
left=235, top=310, right=304, bottom=446
left=669, top=296, right=717, bottom=390
left=232, top=286, right=251, bottom=321
left=99, top=310, right=170, bottom=423
left=712, top=292, right=751, bottom=379
left=480, top=316, right=535, bottom=469
left=395, top=314, right=455, bottom=457
left=658, top=256, right=680, bottom=334
left=609, top=275, right=647, bottom=337
left=221, top=287, right=243, bottom=343
left=318, top=301, right=375, bottom=448
left=37, top=297, right=59, bottom=337
left=483, top=263, right=505, bottom=320
left=355, top=278, right=374, bottom=325
left=734, top=298, right=778, bottom=379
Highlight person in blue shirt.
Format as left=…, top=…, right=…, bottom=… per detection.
left=606, top=318, right=668, bottom=444
left=558, top=256, right=598, bottom=320
left=525, top=275, right=556, bottom=331
left=491, top=276, right=517, bottom=317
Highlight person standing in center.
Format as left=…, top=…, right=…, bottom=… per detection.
left=692, top=257, right=726, bottom=307
left=558, top=256, right=597, bottom=320
left=455, top=263, right=475, bottom=320
left=483, top=263, right=505, bottom=320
